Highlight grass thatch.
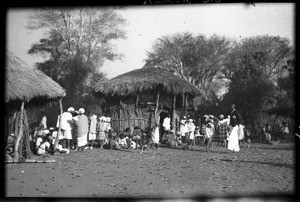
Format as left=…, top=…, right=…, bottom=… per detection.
left=5, top=51, right=66, bottom=103
left=92, top=66, right=201, bottom=96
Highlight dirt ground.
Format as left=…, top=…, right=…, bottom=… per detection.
left=5, top=142, right=295, bottom=198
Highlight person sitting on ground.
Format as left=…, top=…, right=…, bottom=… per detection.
left=132, top=126, right=142, bottom=148
left=161, top=130, right=171, bottom=145
left=262, top=123, right=272, bottom=144
left=123, top=127, right=132, bottom=147
left=117, top=133, right=128, bottom=149
left=108, top=132, right=119, bottom=150
left=6, top=134, right=16, bottom=158
left=166, top=130, right=177, bottom=148
left=129, top=138, right=137, bottom=149
left=139, top=129, right=149, bottom=150
left=35, top=129, right=51, bottom=155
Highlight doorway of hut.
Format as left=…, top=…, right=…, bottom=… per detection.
left=159, top=111, right=169, bottom=142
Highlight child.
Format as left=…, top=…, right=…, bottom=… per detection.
left=96, top=116, right=106, bottom=149
left=186, top=119, right=195, bottom=150
left=118, top=134, right=128, bottom=149
left=205, top=118, right=214, bottom=152
left=139, top=129, right=149, bottom=150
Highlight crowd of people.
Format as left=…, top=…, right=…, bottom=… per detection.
left=29, top=107, right=163, bottom=156
left=21, top=104, right=292, bottom=157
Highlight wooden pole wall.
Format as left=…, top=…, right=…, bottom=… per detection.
left=14, top=100, right=25, bottom=161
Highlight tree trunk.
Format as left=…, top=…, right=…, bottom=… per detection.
left=54, top=98, right=63, bottom=150
left=14, top=101, right=25, bottom=162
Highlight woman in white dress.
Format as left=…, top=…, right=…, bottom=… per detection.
left=228, top=104, right=244, bottom=152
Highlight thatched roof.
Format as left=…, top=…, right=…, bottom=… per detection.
left=5, top=51, right=66, bottom=103
left=92, top=66, right=201, bottom=96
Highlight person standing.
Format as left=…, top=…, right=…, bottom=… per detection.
left=228, top=104, right=244, bottom=152
left=40, top=112, right=47, bottom=129
left=179, top=116, right=187, bottom=144
left=151, top=123, right=160, bottom=149
left=75, top=108, right=89, bottom=151
left=88, top=113, right=97, bottom=149
left=56, top=107, right=75, bottom=149
left=186, top=119, right=195, bottom=149
left=280, top=121, right=289, bottom=142
left=97, top=116, right=106, bottom=149
left=218, top=114, right=230, bottom=148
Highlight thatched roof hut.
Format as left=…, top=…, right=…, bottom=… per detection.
left=92, top=66, right=201, bottom=133
left=93, top=66, right=200, bottom=96
left=5, top=51, right=66, bottom=162
left=5, top=51, right=66, bottom=103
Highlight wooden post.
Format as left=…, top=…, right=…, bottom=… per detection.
left=14, top=101, right=25, bottom=161
left=135, top=95, right=139, bottom=109
left=154, top=88, right=160, bottom=124
left=23, top=109, right=33, bottom=158
left=119, top=98, right=122, bottom=132
left=172, top=94, right=176, bottom=133
left=54, top=98, right=63, bottom=150
left=184, top=93, right=187, bottom=117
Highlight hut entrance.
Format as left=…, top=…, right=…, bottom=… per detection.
left=159, top=111, right=169, bottom=140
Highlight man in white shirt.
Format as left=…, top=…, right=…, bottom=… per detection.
left=56, top=107, right=75, bottom=149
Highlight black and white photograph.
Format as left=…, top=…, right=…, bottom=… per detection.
left=5, top=3, right=296, bottom=200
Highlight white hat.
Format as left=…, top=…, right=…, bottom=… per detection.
left=67, top=107, right=75, bottom=112
left=188, top=119, right=193, bottom=122
left=78, top=108, right=85, bottom=114
left=43, top=129, right=50, bottom=135
left=99, top=116, right=105, bottom=121
left=183, top=116, right=186, bottom=119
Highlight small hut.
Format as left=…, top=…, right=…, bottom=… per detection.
left=92, top=66, right=201, bottom=135
left=5, top=51, right=66, bottom=162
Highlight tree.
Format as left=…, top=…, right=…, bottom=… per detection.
left=220, top=35, right=294, bottom=129
left=145, top=32, right=231, bottom=103
left=27, top=7, right=126, bottom=105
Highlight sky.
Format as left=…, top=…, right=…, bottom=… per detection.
left=7, top=3, right=295, bottom=79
